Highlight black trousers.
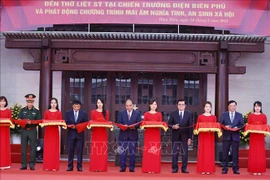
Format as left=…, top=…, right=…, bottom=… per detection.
left=222, top=140, right=239, bottom=171
left=67, top=138, right=84, bottom=169
left=172, top=140, right=188, bottom=171
left=21, top=128, right=37, bottom=168
left=119, top=140, right=137, bottom=171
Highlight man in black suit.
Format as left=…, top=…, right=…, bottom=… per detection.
left=65, top=100, right=88, bottom=172
left=220, top=100, right=244, bottom=174
left=168, top=99, right=193, bottom=173
left=117, top=99, right=141, bottom=172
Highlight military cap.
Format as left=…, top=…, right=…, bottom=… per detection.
left=25, top=94, right=36, bottom=100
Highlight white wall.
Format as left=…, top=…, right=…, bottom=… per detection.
left=0, top=35, right=40, bottom=107
left=52, top=71, right=62, bottom=109
left=0, top=35, right=62, bottom=110
left=229, top=40, right=270, bottom=119
left=207, top=38, right=270, bottom=147
left=208, top=38, right=270, bottom=119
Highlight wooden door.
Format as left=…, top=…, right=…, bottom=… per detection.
left=61, top=71, right=90, bottom=154
left=61, top=72, right=206, bottom=160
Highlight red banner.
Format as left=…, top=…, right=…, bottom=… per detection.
left=1, top=0, right=269, bottom=35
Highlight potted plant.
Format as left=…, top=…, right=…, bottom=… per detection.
left=239, top=110, right=252, bottom=148
left=10, top=103, right=22, bottom=144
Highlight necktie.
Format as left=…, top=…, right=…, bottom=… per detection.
left=74, top=111, right=78, bottom=123
left=179, top=111, right=183, bottom=123
left=230, top=112, right=234, bottom=123
left=128, top=111, right=131, bottom=121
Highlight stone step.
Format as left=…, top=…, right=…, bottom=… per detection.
left=239, top=149, right=270, bottom=168
left=11, top=144, right=30, bottom=163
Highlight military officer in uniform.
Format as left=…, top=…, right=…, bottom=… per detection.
left=18, top=94, right=41, bottom=170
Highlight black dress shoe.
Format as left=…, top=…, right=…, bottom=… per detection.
left=20, top=167, right=27, bottom=170
left=77, top=168, right=82, bottom=172
left=172, top=169, right=178, bottom=173
left=66, top=167, right=73, bottom=171
left=129, top=169, right=135, bottom=172
left=233, top=171, right=240, bottom=174
left=181, top=169, right=189, bottom=173
left=221, top=170, right=228, bottom=174
left=119, top=169, right=126, bottom=172
left=30, top=167, right=35, bottom=171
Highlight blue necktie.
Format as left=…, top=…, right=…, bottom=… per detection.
left=179, top=111, right=183, bottom=123
left=230, top=112, right=234, bottom=124
left=74, top=111, right=78, bottom=123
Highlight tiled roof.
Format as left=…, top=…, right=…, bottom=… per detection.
left=3, top=31, right=267, bottom=43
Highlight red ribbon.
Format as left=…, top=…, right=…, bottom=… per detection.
left=12, top=119, right=42, bottom=128
left=113, top=121, right=142, bottom=131
left=75, top=122, right=89, bottom=133
left=74, top=121, right=142, bottom=133
left=219, top=124, right=246, bottom=131
left=168, top=122, right=247, bottom=131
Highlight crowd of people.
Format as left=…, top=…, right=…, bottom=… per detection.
left=0, top=94, right=268, bottom=176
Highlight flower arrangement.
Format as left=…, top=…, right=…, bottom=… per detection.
left=10, top=103, right=23, bottom=135
left=239, top=110, right=252, bottom=147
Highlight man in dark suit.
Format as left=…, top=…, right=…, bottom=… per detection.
left=117, top=99, right=141, bottom=172
left=220, top=100, right=244, bottom=174
left=65, top=100, right=88, bottom=172
left=168, top=99, right=193, bottom=173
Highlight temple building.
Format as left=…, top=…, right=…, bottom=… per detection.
left=1, top=24, right=269, bottom=161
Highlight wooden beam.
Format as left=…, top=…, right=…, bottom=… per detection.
left=6, top=39, right=219, bottom=51
left=228, top=43, right=264, bottom=52
left=6, top=39, right=42, bottom=49
left=228, top=66, right=246, bottom=74
left=23, top=62, right=217, bottom=73
left=53, top=63, right=217, bottom=73
left=51, top=40, right=220, bottom=51
left=23, top=62, right=41, bottom=70
left=23, top=63, right=247, bottom=74
left=6, top=38, right=265, bottom=52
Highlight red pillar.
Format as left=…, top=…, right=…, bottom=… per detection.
left=215, top=41, right=229, bottom=118
left=39, top=39, right=52, bottom=138
left=215, top=41, right=229, bottom=162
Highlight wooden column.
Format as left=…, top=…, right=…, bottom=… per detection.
left=215, top=41, right=229, bottom=119
left=215, top=41, right=229, bottom=161
left=39, top=39, right=52, bottom=138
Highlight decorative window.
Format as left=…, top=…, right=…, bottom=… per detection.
left=92, top=72, right=107, bottom=104
left=115, top=73, right=131, bottom=104
left=162, top=73, right=177, bottom=105
left=138, top=73, right=153, bottom=104
left=184, top=74, right=199, bottom=106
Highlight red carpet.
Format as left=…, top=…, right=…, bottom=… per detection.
left=1, top=162, right=269, bottom=180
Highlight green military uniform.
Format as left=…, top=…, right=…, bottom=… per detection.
left=18, top=94, right=41, bottom=170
